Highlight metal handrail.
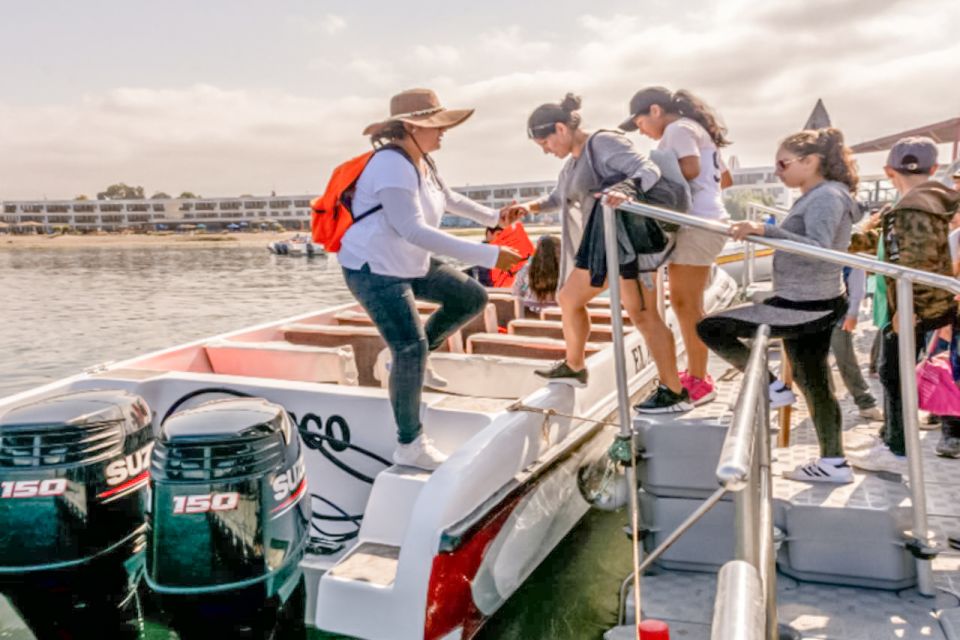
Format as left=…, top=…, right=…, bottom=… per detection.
left=612, top=199, right=944, bottom=597
left=620, top=201, right=960, bottom=294
left=711, top=561, right=765, bottom=640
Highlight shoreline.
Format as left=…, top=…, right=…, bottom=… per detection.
left=0, top=225, right=562, bottom=250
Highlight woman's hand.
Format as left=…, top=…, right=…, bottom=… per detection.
left=841, top=316, right=857, bottom=332
left=495, top=246, right=524, bottom=271
left=595, top=190, right=630, bottom=208
left=499, top=201, right=530, bottom=226
left=729, top=220, right=765, bottom=241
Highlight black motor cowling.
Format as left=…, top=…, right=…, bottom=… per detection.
left=0, top=389, right=154, bottom=639
left=147, top=397, right=309, bottom=639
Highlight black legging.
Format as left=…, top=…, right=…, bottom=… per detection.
left=697, top=296, right=847, bottom=458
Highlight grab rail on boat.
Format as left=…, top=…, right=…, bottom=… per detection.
left=712, top=324, right=786, bottom=640
left=608, top=199, right=960, bottom=600
left=612, top=325, right=781, bottom=637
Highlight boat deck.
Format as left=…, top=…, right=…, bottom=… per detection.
left=614, top=319, right=960, bottom=639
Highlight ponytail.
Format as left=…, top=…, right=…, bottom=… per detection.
left=670, top=90, right=731, bottom=148
left=780, top=127, right=859, bottom=193
left=625, top=86, right=730, bottom=147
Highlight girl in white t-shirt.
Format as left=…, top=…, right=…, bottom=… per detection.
left=620, top=87, right=733, bottom=407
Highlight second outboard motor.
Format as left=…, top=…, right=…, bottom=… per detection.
left=148, top=397, right=309, bottom=639
left=0, top=389, right=154, bottom=639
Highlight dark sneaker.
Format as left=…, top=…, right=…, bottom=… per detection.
left=534, top=361, right=588, bottom=388
left=936, top=435, right=960, bottom=459
left=634, top=384, right=693, bottom=414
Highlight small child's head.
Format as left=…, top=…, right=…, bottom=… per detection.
left=883, top=137, right=938, bottom=191
left=528, top=235, right=561, bottom=302
left=484, top=226, right=502, bottom=243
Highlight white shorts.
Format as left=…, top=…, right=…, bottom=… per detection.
left=670, top=223, right=728, bottom=267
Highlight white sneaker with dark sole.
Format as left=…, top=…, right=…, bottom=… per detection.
left=784, top=459, right=854, bottom=484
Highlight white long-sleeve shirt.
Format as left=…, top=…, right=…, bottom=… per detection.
left=339, top=150, right=500, bottom=278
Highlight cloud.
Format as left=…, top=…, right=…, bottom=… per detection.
left=2, top=1, right=959, bottom=199
left=302, top=13, right=347, bottom=36
left=412, top=45, right=461, bottom=68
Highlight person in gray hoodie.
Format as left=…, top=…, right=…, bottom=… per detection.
left=698, top=128, right=863, bottom=483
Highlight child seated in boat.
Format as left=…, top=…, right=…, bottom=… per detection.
left=512, top=235, right=561, bottom=315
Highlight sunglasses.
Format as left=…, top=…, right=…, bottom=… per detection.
left=776, top=156, right=805, bottom=171
left=527, top=122, right=557, bottom=139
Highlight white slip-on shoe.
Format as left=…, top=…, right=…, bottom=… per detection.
left=392, top=435, right=447, bottom=471
left=784, top=458, right=854, bottom=484
left=848, top=443, right=907, bottom=475
left=769, top=380, right=797, bottom=409
left=858, top=406, right=883, bottom=421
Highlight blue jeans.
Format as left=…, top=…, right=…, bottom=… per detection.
left=342, top=259, right=488, bottom=444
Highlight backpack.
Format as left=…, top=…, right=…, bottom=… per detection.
left=310, top=145, right=417, bottom=252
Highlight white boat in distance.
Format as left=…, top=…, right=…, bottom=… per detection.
left=0, top=269, right=737, bottom=639
left=268, top=234, right=325, bottom=257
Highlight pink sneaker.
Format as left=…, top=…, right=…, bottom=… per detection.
left=681, top=372, right=716, bottom=406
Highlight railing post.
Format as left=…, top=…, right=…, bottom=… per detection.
left=601, top=204, right=644, bottom=621
left=896, top=279, right=935, bottom=595
left=745, top=206, right=756, bottom=289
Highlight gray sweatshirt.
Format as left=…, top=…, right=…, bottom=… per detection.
left=765, top=180, right=862, bottom=301
left=533, top=131, right=662, bottom=283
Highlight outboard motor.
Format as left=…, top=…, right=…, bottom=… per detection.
left=148, top=397, right=309, bottom=639
left=0, top=389, right=153, bottom=639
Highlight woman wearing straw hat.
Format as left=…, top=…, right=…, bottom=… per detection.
left=340, top=88, right=522, bottom=471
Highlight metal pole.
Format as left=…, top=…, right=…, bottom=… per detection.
left=602, top=204, right=643, bottom=621
left=896, top=279, right=934, bottom=595
left=746, top=207, right=756, bottom=289
left=756, top=364, right=780, bottom=640
left=711, top=561, right=765, bottom=640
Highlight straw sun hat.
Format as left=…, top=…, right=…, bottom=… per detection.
left=362, top=88, right=474, bottom=136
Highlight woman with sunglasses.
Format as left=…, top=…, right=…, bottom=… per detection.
left=620, top=87, right=732, bottom=407
left=697, top=128, right=862, bottom=483
left=506, top=94, right=692, bottom=413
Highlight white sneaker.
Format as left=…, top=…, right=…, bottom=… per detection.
left=858, top=406, right=883, bottom=421
left=769, top=380, right=797, bottom=409
left=848, top=443, right=907, bottom=475
left=785, top=458, right=854, bottom=484
left=392, top=435, right=447, bottom=471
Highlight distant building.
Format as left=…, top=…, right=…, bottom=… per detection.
left=0, top=182, right=560, bottom=233
left=0, top=196, right=314, bottom=233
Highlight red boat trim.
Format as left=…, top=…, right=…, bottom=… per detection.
left=97, top=470, right=149, bottom=502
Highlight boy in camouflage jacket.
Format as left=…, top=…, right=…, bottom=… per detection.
left=848, top=137, right=960, bottom=471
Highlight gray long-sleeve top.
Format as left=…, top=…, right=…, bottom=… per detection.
left=532, top=131, right=661, bottom=283
left=765, top=180, right=863, bottom=302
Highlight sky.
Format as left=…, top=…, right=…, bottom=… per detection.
left=1, top=0, right=958, bottom=200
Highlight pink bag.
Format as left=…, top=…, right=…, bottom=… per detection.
left=917, top=353, right=960, bottom=416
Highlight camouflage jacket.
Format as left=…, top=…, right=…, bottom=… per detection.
left=848, top=180, right=960, bottom=327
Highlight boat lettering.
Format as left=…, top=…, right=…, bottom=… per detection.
left=105, top=443, right=153, bottom=486
left=287, top=412, right=352, bottom=452
left=272, top=458, right=306, bottom=501
left=172, top=492, right=239, bottom=514
left=0, top=478, right=67, bottom=498
left=631, top=345, right=643, bottom=373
